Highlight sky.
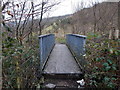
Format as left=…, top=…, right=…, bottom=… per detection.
left=47, top=0, right=120, bottom=17
left=3, top=0, right=105, bottom=15
left=46, top=0, right=106, bottom=17
left=49, top=0, right=80, bottom=17
left=45, top=0, right=104, bottom=17
left=3, top=0, right=118, bottom=19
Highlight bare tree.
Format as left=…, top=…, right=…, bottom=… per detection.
left=2, top=0, right=60, bottom=88
left=71, top=1, right=87, bottom=34
left=0, top=0, right=2, bottom=89
left=88, top=0, right=119, bottom=39
left=2, top=0, right=60, bottom=43
left=38, top=0, right=60, bottom=35
left=92, top=2, right=97, bottom=33
left=38, top=1, right=45, bottom=35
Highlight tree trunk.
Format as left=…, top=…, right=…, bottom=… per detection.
left=0, top=0, right=2, bottom=89
left=39, top=2, right=44, bottom=35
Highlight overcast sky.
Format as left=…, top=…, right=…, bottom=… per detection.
left=3, top=0, right=118, bottom=19
left=46, top=0, right=111, bottom=17
left=48, top=0, right=120, bottom=17
left=49, top=0, right=80, bottom=17
left=7, top=0, right=106, bottom=17
left=45, top=0, right=105, bottom=17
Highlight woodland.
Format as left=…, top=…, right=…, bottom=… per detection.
left=0, top=0, right=120, bottom=88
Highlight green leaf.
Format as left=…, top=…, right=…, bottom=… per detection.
left=112, top=64, right=116, bottom=67
left=95, top=57, right=104, bottom=61
left=114, top=50, right=120, bottom=56
left=111, top=77, right=116, bottom=81
left=103, top=63, right=109, bottom=67
left=112, top=66, right=116, bottom=70
left=104, top=77, right=110, bottom=82
left=107, top=59, right=113, bottom=64
left=18, top=49, right=23, bottom=53
left=96, top=58, right=101, bottom=61
left=105, top=66, right=111, bottom=71
left=109, top=49, right=114, bottom=54
left=107, top=82, right=115, bottom=88
left=112, top=64, right=117, bottom=70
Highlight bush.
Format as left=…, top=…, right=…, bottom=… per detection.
left=84, top=33, right=120, bottom=88
left=2, top=31, right=40, bottom=88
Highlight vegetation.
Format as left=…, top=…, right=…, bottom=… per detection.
left=2, top=31, right=40, bottom=88
left=56, top=37, right=66, bottom=44
left=1, top=0, right=60, bottom=88
left=1, top=0, right=120, bottom=89
left=85, top=33, right=120, bottom=88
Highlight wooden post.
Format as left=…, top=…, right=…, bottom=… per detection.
left=116, top=2, right=120, bottom=39
left=114, top=30, right=119, bottom=39
left=109, top=28, right=115, bottom=39
left=109, top=30, right=112, bottom=39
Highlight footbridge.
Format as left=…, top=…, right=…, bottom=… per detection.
left=38, top=34, right=86, bottom=88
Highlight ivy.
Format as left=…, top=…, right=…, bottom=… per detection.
left=85, top=33, right=119, bottom=88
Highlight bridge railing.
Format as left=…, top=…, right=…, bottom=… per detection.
left=66, top=34, right=87, bottom=69
left=39, top=34, right=55, bottom=72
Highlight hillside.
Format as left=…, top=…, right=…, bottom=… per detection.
left=6, top=2, right=119, bottom=38
left=72, top=2, right=118, bottom=33
left=43, top=2, right=119, bottom=38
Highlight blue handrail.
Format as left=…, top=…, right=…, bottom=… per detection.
left=39, top=34, right=55, bottom=71
left=66, top=34, right=87, bottom=68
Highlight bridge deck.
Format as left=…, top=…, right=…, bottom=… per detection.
left=43, top=44, right=82, bottom=74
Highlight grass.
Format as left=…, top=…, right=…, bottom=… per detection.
left=56, top=37, right=66, bottom=44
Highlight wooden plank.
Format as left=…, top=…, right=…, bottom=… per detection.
left=43, top=44, right=82, bottom=74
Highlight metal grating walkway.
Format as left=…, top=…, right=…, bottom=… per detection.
left=43, top=44, right=82, bottom=74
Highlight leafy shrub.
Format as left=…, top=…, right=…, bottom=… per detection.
left=84, top=33, right=120, bottom=88
left=2, top=31, right=40, bottom=88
